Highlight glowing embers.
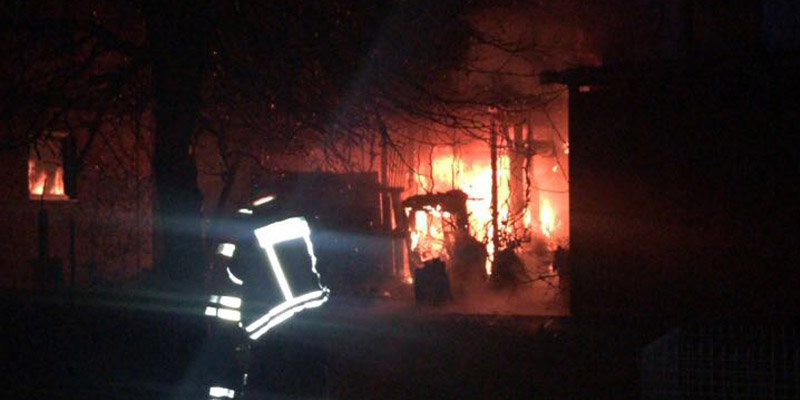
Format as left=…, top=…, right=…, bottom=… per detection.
left=205, top=295, right=242, bottom=322
left=246, top=217, right=329, bottom=340
left=209, top=386, right=235, bottom=399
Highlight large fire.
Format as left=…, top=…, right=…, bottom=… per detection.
left=407, top=140, right=568, bottom=275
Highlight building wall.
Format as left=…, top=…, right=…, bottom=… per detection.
left=0, top=142, right=152, bottom=290
left=0, top=146, right=69, bottom=288
left=567, top=56, right=800, bottom=321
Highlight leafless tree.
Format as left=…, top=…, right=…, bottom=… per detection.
left=2, top=0, right=595, bottom=288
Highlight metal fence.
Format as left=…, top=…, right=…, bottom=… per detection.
left=642, top=321, right=800, bottom=399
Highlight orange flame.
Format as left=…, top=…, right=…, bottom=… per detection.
left=409, top=153, right=513, bottom=274
left=407, top=142, right=567, bottom=275
left=28, top=160, right=46, bottom=195
left=409, top=207, right=448, bottom=262
left=523, top=207, right=532, bottom=229
left=52, top=167, right=65, bottom=195
left=28, top=160, right=66, bottom=198
left=539, top=197, right=556, bottom=238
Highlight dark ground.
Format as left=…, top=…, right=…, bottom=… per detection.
left=2, top=288, right=656, bottom=399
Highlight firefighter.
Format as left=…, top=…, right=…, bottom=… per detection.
left=202, top=193, right=330, bottom=399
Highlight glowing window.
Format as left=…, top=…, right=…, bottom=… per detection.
left=28, top=133, right=70, bottom=201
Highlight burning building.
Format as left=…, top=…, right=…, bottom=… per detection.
left=402, top=122, right=569, bottom=272
left=393, top=112, right=570, bottom=313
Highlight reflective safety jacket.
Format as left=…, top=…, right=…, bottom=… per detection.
left=206, top=196, right=330, bottom=340
left=201, top=196, right=330, bottom=399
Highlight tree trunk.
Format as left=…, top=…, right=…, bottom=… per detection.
left=525, top=117, right=539, bottom=235
left=144, top=1, right=215, bottom=291
left=510, top=121, right=525, bottom=237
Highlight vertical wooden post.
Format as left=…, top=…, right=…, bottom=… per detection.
left=37, top=204, right=48, bottom=262
left=380, top=131, right=391, bottom=232
left=510, top=121, right=525, bottom=236
left=69, top=204, right=76, bottom=286
left=490, top=119, right=500, bottom=267
left=378, top=117, right=394, bottom=277
left=526, top=117, right=539, bottom=234
left=390, top=189, right=406, bottom=277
